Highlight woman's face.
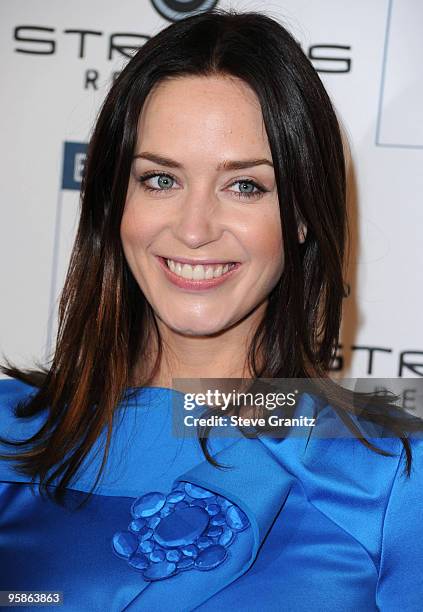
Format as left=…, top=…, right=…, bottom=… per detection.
left=121, top=74, right=284, bottom=337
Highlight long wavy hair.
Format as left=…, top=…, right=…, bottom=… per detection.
left=1, top=9, right=422, bottom=505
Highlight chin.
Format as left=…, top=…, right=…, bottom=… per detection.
left=163, top=316, right=234, bottom=337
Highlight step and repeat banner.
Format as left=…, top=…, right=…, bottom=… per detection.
left=0, top=0, right=422, bottom=378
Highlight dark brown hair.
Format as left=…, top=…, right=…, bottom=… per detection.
left=1, top=9, right=422, bottom=505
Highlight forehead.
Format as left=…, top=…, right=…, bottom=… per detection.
left=136, top=74, right=270, bottom=156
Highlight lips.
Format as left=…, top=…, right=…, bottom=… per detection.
left=166, top=257, right=237, bottom=280
left=156, top=256, right=241, bottom=290
left=160, top=256, right=239, bottom=266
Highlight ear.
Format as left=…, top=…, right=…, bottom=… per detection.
left=298, top=223, right=307, bottom=244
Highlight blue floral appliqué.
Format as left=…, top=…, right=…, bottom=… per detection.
left=112, top=481, right=250, bottom=582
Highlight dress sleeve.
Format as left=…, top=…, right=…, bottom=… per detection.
left=0, top=378, right=44, bottom=482
left=376, top=438, right=423, bottom=611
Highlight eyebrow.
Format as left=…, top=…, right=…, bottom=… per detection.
left=133, top=151, right=273, bottom=170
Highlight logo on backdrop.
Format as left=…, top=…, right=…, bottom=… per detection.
left=62, top=142, right=87, bottom=190
left=331, top=346, right=423, bottom=377
left=150, top=0, right=218, bottom=22
left=12, top=24, right=351, bottom=89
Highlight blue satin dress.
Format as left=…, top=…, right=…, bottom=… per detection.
left=1, top=378, right=422, bottom=611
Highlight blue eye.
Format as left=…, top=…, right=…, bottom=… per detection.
left=240, top=182, right=255, bottom=193
left=228, top=179, right=266, bottom=199
left=139, top=172, right=176, bottom=191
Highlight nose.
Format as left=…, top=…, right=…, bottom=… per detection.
left=172, top=186, right=222, bottom=249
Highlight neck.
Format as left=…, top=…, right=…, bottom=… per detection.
left=135, top=303, right=266, bottom=390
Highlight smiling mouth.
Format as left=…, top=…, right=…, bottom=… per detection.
left=157, top=256, right=240, bottom=282
left=163, top=257, right=238, bottom=281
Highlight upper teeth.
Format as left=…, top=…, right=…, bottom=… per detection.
left=166, top=259, right=234, bottom=280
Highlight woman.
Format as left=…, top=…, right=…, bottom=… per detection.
left=1, top=9, right=422, bottom=611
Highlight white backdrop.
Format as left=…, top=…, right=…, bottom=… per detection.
left=1, top=0, right=422, bottom=378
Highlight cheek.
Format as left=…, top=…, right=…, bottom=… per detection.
left=120, top=199, right=150, bottom=255
left=120, top=214, right=136, bottom=263
left=121, top=209, right=137, bottom=245
left=248, top=212, right=284, bottom=267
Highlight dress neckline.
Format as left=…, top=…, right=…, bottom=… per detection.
left=125, top=386, right=184, bottom=394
